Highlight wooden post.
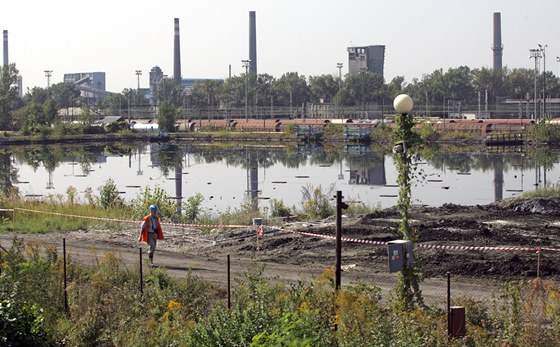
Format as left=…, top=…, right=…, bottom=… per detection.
left=139, top=247, right=144, bottom=295
left=227, top=255, right=231, bottom=310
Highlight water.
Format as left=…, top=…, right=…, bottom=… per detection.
left=4, top=143, right=559, bottom=214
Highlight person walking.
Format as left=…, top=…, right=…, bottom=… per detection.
left=139, top=205, right=164, bottom=265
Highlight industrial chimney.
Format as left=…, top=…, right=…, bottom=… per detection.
left=492, top=12, right=503, bottom=70
left=173, top=18, right=182, bottom=84
left=249, top=11, right=257, bottom=74
left=3, top=30, right=8, bottom=66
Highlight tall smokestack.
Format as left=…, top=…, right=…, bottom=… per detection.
left=249, top=11, right=257, bottom=74
left=173, top=18, right=182, bottom=84
left=3, top=30, right=8, bottom=66
left=492, top=12, right=503, bottom=70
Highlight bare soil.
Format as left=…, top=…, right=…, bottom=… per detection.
left=2, top=197, right=560, bottom=301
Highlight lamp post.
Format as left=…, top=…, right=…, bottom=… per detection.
left=392, top=94, right=422, bottom=307
left=241, top=59, right=251, bottom=122
left=135, top=70, right=142, bottom=92
left=44, top=70, right=53, bottom=99
left=336, top=63, right=343, bottom=118
left=538, top=44, right=547, bottom=118
left=529, top=48, right=542, bottom=120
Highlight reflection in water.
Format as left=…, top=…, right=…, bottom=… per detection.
left=493, top=156, right=504, bottom=201
left=4, top=143, right=560, bottom=214
left=246, top=150, right=259, bottom=210
left=175, top=164, right=182, bottom=214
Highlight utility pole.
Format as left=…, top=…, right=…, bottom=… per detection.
left=44, top=70, right=53, bottom=98
left=538, top=44, right=547, bottom=118
left=529, top=48, right=542, bottom=120
left=336, top=63, right=343, bottom=118
left=241, top=60, right=251, bottom=122
left=135, top=70, right=142, bottom=91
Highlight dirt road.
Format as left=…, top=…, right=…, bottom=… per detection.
left=2, top=197, right=559, bottom=305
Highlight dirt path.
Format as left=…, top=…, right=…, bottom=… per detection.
left=3, top=197, right=560, bottom=305
left=0, top=229, right=498, bottom=307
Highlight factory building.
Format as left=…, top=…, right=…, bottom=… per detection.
left=63, top=72, right=107, bottom=104
left=347, top=45, right=385, bottom=78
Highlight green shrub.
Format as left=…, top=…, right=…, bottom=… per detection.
left=269, top=198, right=291, bottom=218
left=0, top=290, right=51, bottom=346
left=528, top=121, right=560, bottom=143
left=130, top=185, right=176, bottom=220
left=98, top=178, right=124, bottom=209
left=300, top=184, right=335, bottom=220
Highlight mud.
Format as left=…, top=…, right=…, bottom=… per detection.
left=1, top=197, right=559, bottom=293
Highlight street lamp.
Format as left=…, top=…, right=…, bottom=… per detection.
left=336, top=63, right=343, bottom=84
left=135, top=70, right=142, bottom=91
left=538, top=44, right=547, bottom=118
left=529, top=48, right=541, bottom=120
left=241, top=59, right=251, bottom=122
left=336, top=63, right=343, bottom=118
left=44, top=70, right=53, bottom=98
left=394, top=94, right=413, bottom=114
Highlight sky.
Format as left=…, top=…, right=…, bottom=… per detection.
left=2, top=0, right=560, bottom=93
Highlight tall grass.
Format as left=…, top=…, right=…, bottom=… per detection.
left=2, top=240, right=560, bottom=346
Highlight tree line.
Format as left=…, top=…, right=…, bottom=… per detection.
left=0, top=62, right=559, bottom=133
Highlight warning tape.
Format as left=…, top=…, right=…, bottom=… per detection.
left=8, top=207, right=560, bottom=253
left=285, top=228, right=560, bottom=253
left=12, top=207, right=248, bottom=229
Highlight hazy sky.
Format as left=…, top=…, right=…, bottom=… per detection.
left=2, top=0, right=560, bottom=93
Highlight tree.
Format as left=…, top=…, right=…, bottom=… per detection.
left=157, top=101, right=177, bottom=132
left=0, top=63, right=22, bottom=129
left=50, top=82, right=80, bottom=115
left=308, top=74, right=338, bottom=103
left=342, top=71, right=385, bottom=106
left=275, top=72, right=310, bottom=117
left=102, top=93, right=125, bottom=117
left=156, top=78, right=183, bottom=107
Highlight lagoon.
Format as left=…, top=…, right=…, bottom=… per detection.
left=5, top=143, right=559, bottom=214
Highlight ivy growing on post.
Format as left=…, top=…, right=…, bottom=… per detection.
left=391, top=95, right=424, bottom=310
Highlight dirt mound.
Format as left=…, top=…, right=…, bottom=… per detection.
left=497, top=197, right=560, bottom=215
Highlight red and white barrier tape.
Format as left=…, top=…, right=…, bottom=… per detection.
left=286, top=228, right=560, bottom=253
left=8, top=208, right=560, bottom=253
left=12, top=207, right=247, bottom=229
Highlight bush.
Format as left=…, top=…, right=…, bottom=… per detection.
left=130, top=185, right=176, bottom=220
left=0, top=290, right=51, bottom=346
left=98, top=178, right=124, bottom=209
left=269, top=198, right=292, bottom=218
left=300, top=184, right=335, bottom=220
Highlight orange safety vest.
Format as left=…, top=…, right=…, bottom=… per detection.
left=140, top=214, right=164, bottom=242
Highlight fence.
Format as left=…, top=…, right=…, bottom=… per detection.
left=1, top=206, right=559, bottom=335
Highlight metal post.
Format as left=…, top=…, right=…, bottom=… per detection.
left=447, top=271, right=451, bottom=337
left=530, top=49, right=542, bottom=120
left=139, top=247, right=143, bottom=295
left=537, top=248, right=541, bottom=279
left=539, top=45, right=547, bottom=118
left=227, top=255, right=231, bottom=310
left=335, top=191, right=343, bottom=291
left=63, top=238, right=68, bottom=314
left=242, top=60, right=251, bottom=122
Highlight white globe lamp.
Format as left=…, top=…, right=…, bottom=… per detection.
left=393, top=94, right=413, bottom=114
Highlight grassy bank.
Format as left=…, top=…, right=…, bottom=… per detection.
left=1, top=239, right=560, bottom=346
